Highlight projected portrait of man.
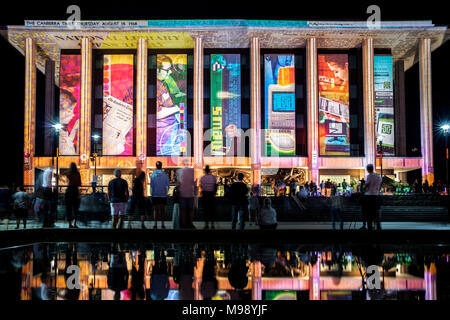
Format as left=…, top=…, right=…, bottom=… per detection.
left=325, top=57, right=349, bottom=87
left=156, top=55, right=187, bottom=156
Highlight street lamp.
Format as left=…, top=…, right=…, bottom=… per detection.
left=52, top=123, right=61, bottom=224
left=441, top=124, right=449, bottom=191
left=52, top=123, right=62, bottom=191
left=377, top=136, right=384, bottom=178
left=91, top=134, right=101, bottom=193
left=441, top=124, right=449, bottom=222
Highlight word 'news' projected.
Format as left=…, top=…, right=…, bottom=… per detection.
left=210, top=54, right=241, bottom=156
left=102, top=54, right=134, bottom=156
left=264, top=54, right=296, bottom=156
left=318, top=54, right=350, bottom=156
left=156, top=54, right=188, bottom=156
left=59, top=54, right=81, bottom=155
left=374, top=55, right=395, bottom=155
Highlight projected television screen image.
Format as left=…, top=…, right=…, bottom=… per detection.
left=210, top=53, right=241, bottom=156
left=102, top=54, right=134, bottom=156
left=156, top=54, right=188, bottom=156
left=318, top=54, right=350, bottom=156
left=374, top=55, right=395, bottom=155
left=264, top=54, right=296, bottom=156
left=59, top=54, right=81, bottom=155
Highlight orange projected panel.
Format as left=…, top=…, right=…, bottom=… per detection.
left=103, top=54, right=134, bottom=156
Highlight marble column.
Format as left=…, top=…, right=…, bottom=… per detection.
left=193, top=37, right=204, bottom=184
left=362, top=38, right=376, bottom=175
left=79, top=38, right=92, bottom=185
left=136, top=38, right=148, bottom=172
left=251, top=37, right=262, bottom=193
left=307, top=38, right=319, bottom=183
left=419, top=38, right=434, bottom=184
left=23, top=37, right=36, bottom=187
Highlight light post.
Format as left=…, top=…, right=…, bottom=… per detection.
left=91, top=134, right=100, bottom=193
left=441, top=124, right=449, bottom=222
left=52, top=124, right=62, bottom=188
left=52, top=123, right=62, bottom=224
left=377, top=136, right=384, bottom=178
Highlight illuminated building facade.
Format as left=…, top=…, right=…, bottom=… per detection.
left=3, top=20, right=448, bottom=192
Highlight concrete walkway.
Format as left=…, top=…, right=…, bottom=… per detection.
left=2, top=219, right=450, bottom=231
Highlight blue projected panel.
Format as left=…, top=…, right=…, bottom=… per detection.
left=272, top=92, right=295, bottom=112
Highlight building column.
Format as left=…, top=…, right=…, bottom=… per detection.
left=23, top=38, right=36, bottom=187
left=136, top=38, right=148, bottom=172
left=250, top=37, right=262, bottom=193
left=309, top=252, right=321, bottom=300
left=79, top=38, right=92, bottom=185
left=419, top=38, right=434, bottom=184
left=307, top=38, right=319, bottom=184
left=363, top=38, right=376, bottom=175
left=424, top=262, right=437, bottom=300
left=193, top=37, right=204, bottom=184
left=44, top=59, right=56, bottom=157
left=251, top=261, right=262, bottom=300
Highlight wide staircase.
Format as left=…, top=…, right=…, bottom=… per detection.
left=40, top=193, right=448, bottom=224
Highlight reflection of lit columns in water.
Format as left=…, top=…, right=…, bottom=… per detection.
left=307, top=38, right=319, bottom=184
left=309, top=252, right=321, bottom=300
left=363, top=38, right=376, bottom=176
left=193, top=257, right=204, bottom=300
left=424, top=262, right=437, bottom=300
left=251, top=261, right=262, bottom=300
left=419, top=38, right=434, bottom=184
left=79, top=37, right=92, bottom=185
left=24, top=37, right=36, bottom=187
left=193, top=37, right=204, bottom=183
left=251, top=37, right=262, bottom=192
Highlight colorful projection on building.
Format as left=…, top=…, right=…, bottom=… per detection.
left=156, top=54, right=188, bottom=156
left=318, top=54, right=350, bottom=156
left=210, top=54, right=241, bottom=156
left=102, top=54, right=134, bottom=156
left=264, top=54, right=296, bottom=156
left=374, top=55, right=395, bottom=156
left=59, top=54, right=81, bottom=155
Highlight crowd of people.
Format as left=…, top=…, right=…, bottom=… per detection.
left=0, top=161, right=447, bottom=231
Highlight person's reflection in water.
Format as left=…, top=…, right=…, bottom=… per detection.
left=107, top=245, right=129, bottom=300
left=64, top=244, right=80, bottom=300
left=173, top=244, right=195, bottom=300
left=150, top=249, right=170, bottom=300
left=201, top=249, right=218, bottom=300
left=0, top=247, right=31, bottom=300
left=131, top=250, right=146, bottom=300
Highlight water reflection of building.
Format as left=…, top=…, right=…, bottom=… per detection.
left=19, top=245, right=442, bottom=300
left=4, top=20, right=447, bottom=193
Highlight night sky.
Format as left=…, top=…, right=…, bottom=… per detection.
left=0, top=0, right=448, bottom=187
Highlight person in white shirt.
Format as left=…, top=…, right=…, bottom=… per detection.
left=248, top=191, right=259, bottom=226
left=361, top=164, right=382, bottom=230
left=41, top=167, right=54, bottom=227
left=199, top=165, right=217, bottom=229
left=176, top=164, right=196, bottom=229
left=258, top=198, right=277, bottom=230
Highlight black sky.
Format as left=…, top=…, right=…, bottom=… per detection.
left=0, top=0, right=448, bottom=187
